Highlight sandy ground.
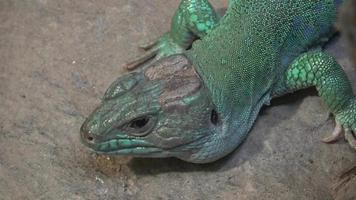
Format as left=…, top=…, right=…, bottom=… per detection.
left=0, top=1, right=355, bottom=200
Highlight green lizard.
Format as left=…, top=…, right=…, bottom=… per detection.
left=80, top=0, right=356, bottom=163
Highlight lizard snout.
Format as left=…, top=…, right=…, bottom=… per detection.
left=80, top=121, right=96, bottom=145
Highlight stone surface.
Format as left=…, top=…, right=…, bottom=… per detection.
left=338, top=0, right=356, bottom=70
left=0, top=1, right=355, bottom=200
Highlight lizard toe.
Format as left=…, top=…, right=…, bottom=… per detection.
left=125, top=46, right=159, bottom=70
left=138, top=36, right=160, bottom=50
left=322, top=122, right=344, bottom=143
left=345, top=130, right=356, bottom=149
left=126, top=33, right=184, bottom=71
left=322, top=120, right=356, bottom=150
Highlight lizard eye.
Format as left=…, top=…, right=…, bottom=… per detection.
left=130, top=117, right=149, bottom=129
left=122, top=115, right=155, bottom=137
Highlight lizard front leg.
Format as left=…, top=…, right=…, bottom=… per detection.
left=126, top=0, right=219, bottom=70
left=272, top=50, right=356, bottom=149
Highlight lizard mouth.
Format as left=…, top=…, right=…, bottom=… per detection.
left=84, top=138, right=163, bottom=155
left=80, top=121, right=163, bottom=155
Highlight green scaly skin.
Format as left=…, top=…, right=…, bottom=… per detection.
left=81, top=0, right=356, bottom=163
left=125, top=0, right=219, bottom=70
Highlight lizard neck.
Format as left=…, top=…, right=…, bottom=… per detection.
left=186, top=91, right=271, bottom=163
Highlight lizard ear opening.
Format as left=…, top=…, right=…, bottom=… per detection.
left=210, top=109, right=220, bottom=126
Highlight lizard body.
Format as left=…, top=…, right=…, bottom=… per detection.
left=81, top=0, right=355, bottom=163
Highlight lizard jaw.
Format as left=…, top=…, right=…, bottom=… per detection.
left=82, top=136, right=164, bottom=156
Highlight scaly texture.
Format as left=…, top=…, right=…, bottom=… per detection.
left=187, top=0, right=337, bottom=132
left=81, top=0, right=355, bottom=163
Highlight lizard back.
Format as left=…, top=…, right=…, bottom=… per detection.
left=186, top=0, right=339, bottom=119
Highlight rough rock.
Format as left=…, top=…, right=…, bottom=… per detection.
left=0, top=1, right=355, bottom=199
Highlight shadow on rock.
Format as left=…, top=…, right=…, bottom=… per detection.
left=128, top=155, right=232, bottom=175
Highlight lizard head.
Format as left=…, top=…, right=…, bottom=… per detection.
left=80, top=55, right=235, bottom=163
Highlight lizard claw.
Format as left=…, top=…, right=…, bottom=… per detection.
left=345, top=130, right=356, bottom=149
left=326, top=98, right=356, bottom=150
left=322, top=122, right=344, bottom=143
left=138, top=37, right=160, bottom=50
left=125, top=33, right=184, bottom=71
left=125, top=46, right=159, bottom=70
left=322, top=120, right=356, bottom=150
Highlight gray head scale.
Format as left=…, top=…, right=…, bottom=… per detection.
left=80, top=55, right=234, bottom=163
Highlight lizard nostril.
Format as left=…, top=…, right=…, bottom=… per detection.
left=80, top=121, right=96, bottom=144
left=84, top=132, right=96, bottom=144
left=81, top=127, right=96, bottom=144
left=87, top=135, right=94, bottom=142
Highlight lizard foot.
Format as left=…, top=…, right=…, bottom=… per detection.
left=322, top=122, right=344, bottom=143
left=322, top=122, right=356, bottom=149
left=322, top=98, right=356, bottom=150
left=125, top=33, right=184, bottom=70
